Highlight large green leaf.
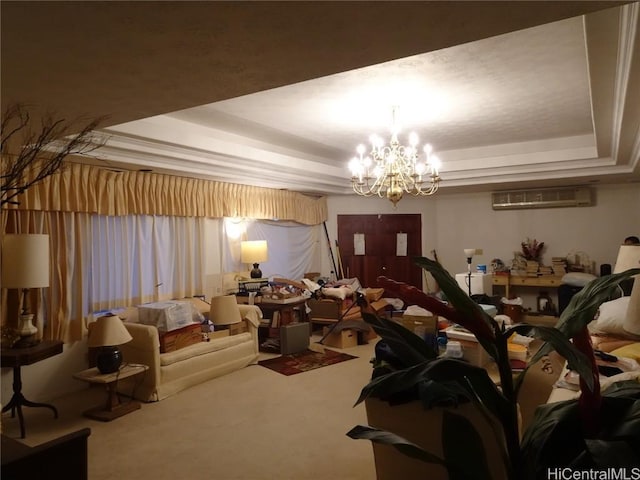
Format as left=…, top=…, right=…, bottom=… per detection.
left=355, top=357, right=515, bottom=440
left=521, top=382, right=640, bottom=476
left=362, top=311, right=437, bottom=368
left=347, top=414, right=498, bottom=480
left=508, top=324, right=594, bottom=394
left=346, top=425, right=447, bottom=466
left=414, top=256, right=501, bottom=361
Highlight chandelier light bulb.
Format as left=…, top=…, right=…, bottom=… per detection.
left=431, top=155, right=441, bottom=174
left=348, top=108, right=442, bottom=206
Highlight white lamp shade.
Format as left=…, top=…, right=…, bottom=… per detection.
left=1, top=234, right=50, bottom=288
left=613, top=245, right=640, bottom=273
left=88, top=314, right=133, bottom=347
left=464, top=248, right=476, bottom=258
left=613, top=246, right=640, bottom=336
left=241, top=240, right=268, bottom=264
left=209, top=295, right=242, bottom=326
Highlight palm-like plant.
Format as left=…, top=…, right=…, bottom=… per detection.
left=348, top=256, right=640, bottom=479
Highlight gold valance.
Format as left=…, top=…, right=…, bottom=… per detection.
left=4, top=162, right=328, bottom=225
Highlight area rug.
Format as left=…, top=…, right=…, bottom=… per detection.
left=258, top=348, right=358, bottom=376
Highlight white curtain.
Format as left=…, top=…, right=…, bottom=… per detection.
left=223, top=219, right=320, bottom=280
left=89, top=215, right=204, bottom=311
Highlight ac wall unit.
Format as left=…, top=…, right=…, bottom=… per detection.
left=491, top=187, right=593, bottom=210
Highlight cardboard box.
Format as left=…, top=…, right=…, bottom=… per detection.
left=207, top=329, right=230, bottom=341
left=280, top=322, right=310, bottom=354
left=322, top=327, right=357, bottom=349
left=229, top=320, right=249, bottom=336
left=159, top=323, right=203, bottom=353
left=397, top=314, right=438, bottom=337
left=458, top=339, right=491, bottom=367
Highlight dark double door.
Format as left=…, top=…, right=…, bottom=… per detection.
left=337, top=214, right=422, bottom=289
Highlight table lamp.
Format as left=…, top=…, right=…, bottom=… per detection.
left=1, top=234, right=50, bottom=343
left=241, top=240, right=268, bottom=279
left=88, top=314, right=133, bottom=374
left=209, top=295, right=242, bottom=326
left=613, top=245, right=640, bottom=336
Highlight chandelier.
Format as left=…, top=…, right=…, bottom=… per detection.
left=348, top=107, right=441, bottom=206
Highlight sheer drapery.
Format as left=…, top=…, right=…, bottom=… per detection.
left=224, top=219, right=320, bottom=280
left=6, top=162, right=328, bottom=225
left=2, top=210, right=204, bottom=342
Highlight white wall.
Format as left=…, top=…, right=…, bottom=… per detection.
left=323, top=182, right=640, bottom=289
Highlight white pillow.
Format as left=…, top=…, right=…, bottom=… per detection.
left=589, top=296, right=631, bottom=336
left=562, top=272, right=597, bottom=287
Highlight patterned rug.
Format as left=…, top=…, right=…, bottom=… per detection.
left=258, top=348, right=358, bottom=376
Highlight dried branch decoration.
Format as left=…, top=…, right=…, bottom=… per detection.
left=521, top=237, right=545, bottom=261
left=1, top=104, right=107, bottom=207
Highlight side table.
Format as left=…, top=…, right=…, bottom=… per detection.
left=73, top=364, right=148, bottom=421
left=1, top=340, right=64, bottom=438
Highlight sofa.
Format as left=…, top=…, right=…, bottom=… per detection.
left=112, top=299, right=261, bottom=402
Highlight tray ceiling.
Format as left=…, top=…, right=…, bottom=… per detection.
left=2, top=1, right=639, bottom=196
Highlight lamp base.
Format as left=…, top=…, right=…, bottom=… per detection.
left=18, top=314, right=38, bottom=337
left=250, top=263, right=263, bottom=279
left=14, top=314, right=40, bottom=347
left=96, top=346, right=123, bottom=374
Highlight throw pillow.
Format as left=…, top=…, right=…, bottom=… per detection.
left=562, top=272, right=597, bottom=287
left=589, top=296, right=631, bottom=336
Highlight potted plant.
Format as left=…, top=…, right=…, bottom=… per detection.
left=348, top=256, right=640, bottom=479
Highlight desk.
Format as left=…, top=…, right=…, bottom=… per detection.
left=1, top=340, right=63, bottom=438
left=73, top=364, right=148, bottom=421
left=492, top=274, right=563, bottom=320
left=492, top=274, right=563, bottom=299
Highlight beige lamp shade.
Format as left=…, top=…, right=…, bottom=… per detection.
left=209, top=295, right=242, bottom=326
left=613, top=245, right=640, bottom=274
left=87, top=314, right=133, bottom=347
left=1, top=234, right=50, bottom=288
left=615, top=245, right=640, bottom=335
left=241, top=240, right=268, bottom=264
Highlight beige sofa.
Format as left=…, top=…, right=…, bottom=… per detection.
left=115, top=301, right=261, bottom=402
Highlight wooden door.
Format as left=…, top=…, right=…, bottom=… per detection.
left=337, top=214, right=422, bottom=288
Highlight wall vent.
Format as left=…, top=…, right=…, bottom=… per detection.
left=491, top=187, right=593, bottom=210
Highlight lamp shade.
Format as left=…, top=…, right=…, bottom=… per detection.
left=613, top=245, right=640, bottom=273
left=463, top=248, right=476, bottom=258
left=1, top=234, right=50, bottom=288
left=209, top=295, right=242, bottom=326
left=241, top=240, right=268, bottom=264
left=87, top=314, right=133, bottom=347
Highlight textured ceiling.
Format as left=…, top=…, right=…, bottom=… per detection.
left=2, top=1, right=639, bottom=196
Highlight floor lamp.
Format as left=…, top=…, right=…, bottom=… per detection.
left=464, top=248, right=476, bottom=296
left=1, top=234, right=50, bottom=346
